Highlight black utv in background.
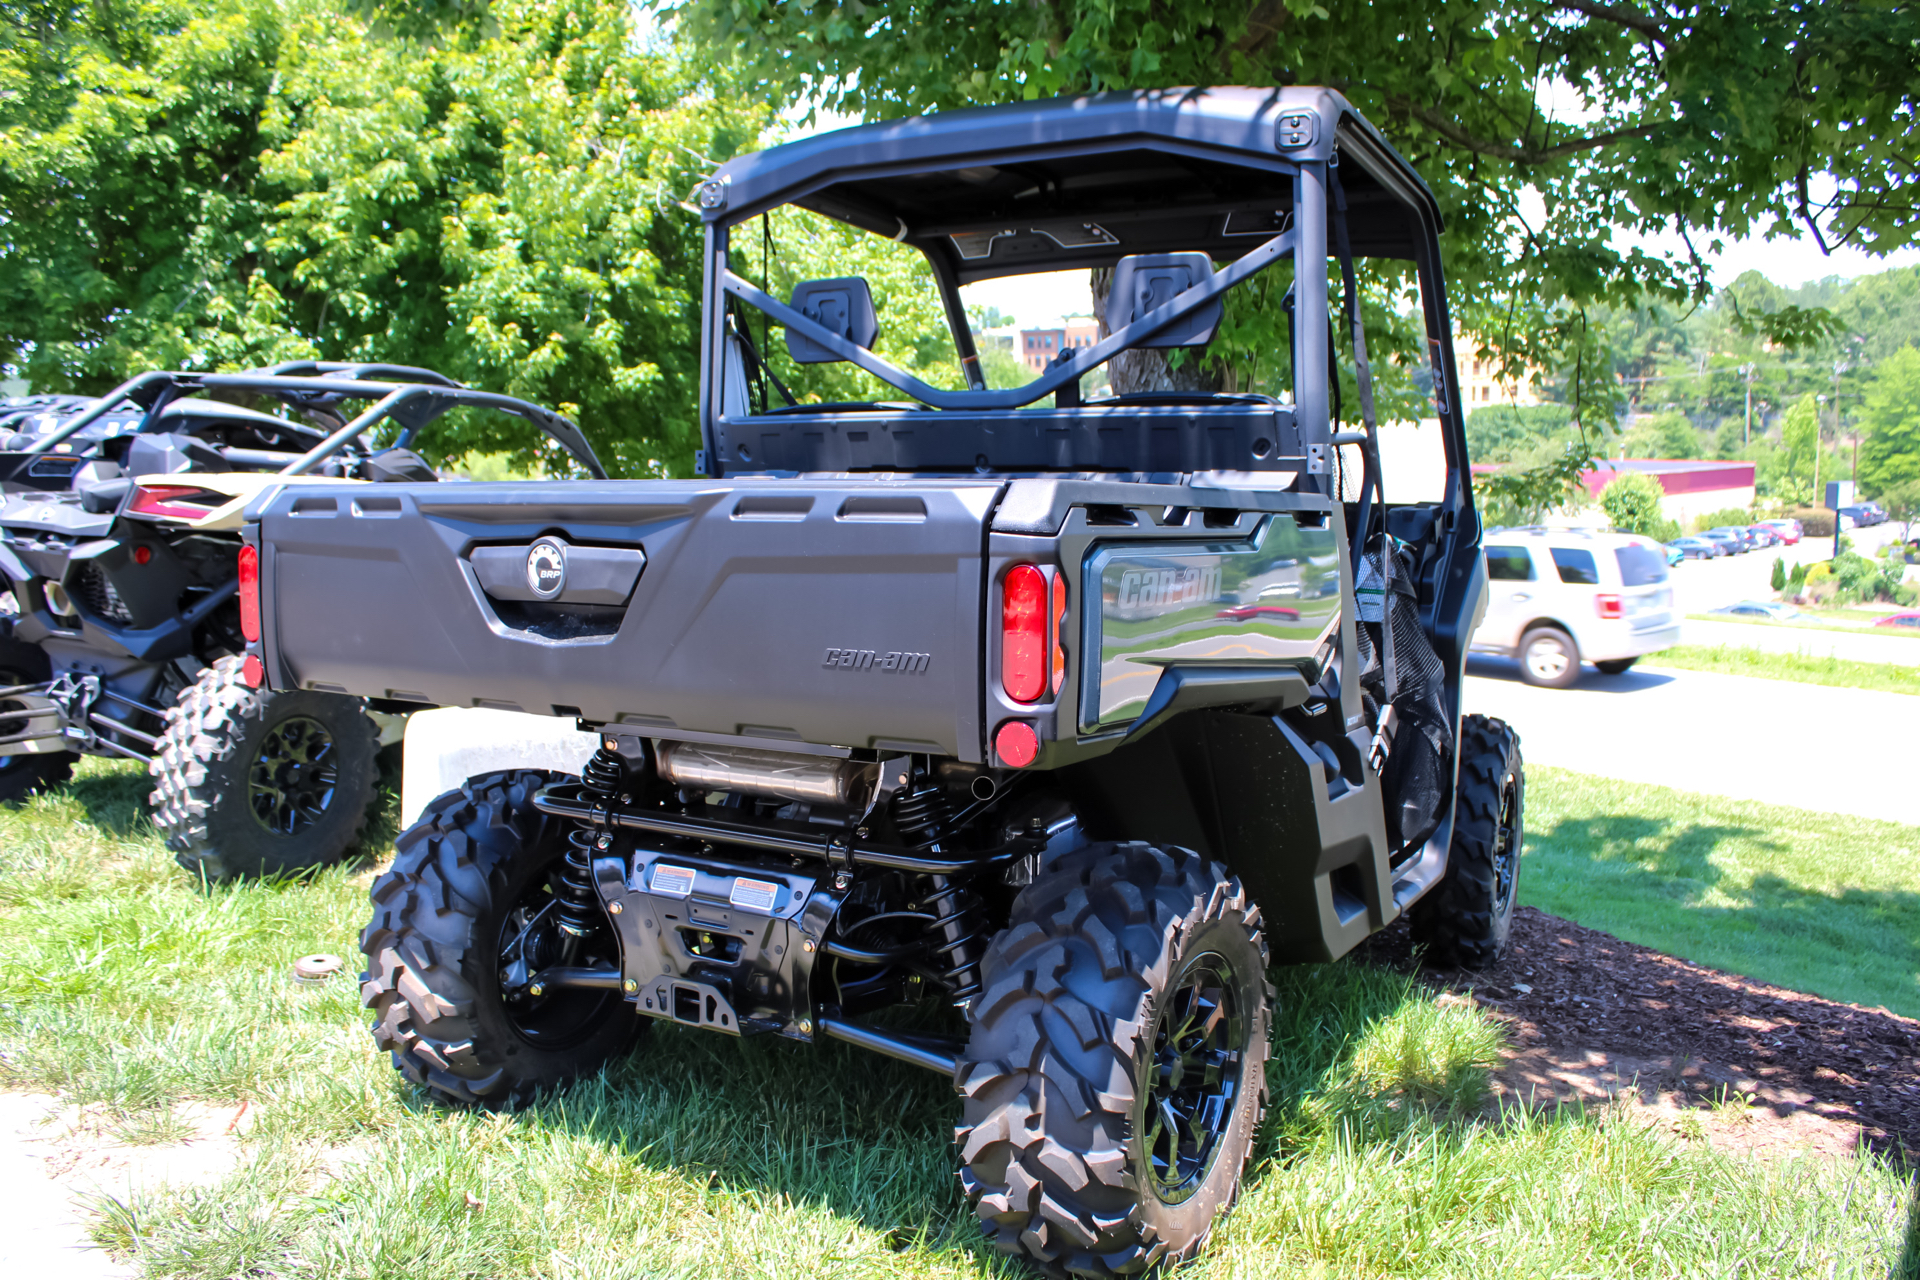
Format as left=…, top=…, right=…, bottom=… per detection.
left=241, top=88, right=1520, bottom=1275
left=0, top=365, right=606, bottom=880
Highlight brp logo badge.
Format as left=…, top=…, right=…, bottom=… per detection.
left=525, top=537, right=568, bottom=600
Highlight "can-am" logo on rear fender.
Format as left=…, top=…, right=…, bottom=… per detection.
left=823, top=648, right=930, bottom=673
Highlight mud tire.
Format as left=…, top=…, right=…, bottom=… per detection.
left=360, top=770, right=642, bottom=1108
left=1409, top=714, right=1525, bottom=969
left=150, top=655, right=380, bottom=881
left=0, top=636, right=74, bottom=804
left=955, top=841, right=1272, bottom=1277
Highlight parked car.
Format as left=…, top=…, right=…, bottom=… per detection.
left=1756, top=518, right=1802, bottom=545
left=1744, top=524, right=1779, bottom=548
left=1667, top=535, right=1723, bottom=560
left=1874, top=611, right=1920, bottom=630
left=1699, top=529, right=1747, bottom=555
left=1474, top=529, right=1680, bottom=686
left=1838, top=505, right=1879, bottom=529
left=1710, top=600, right=1805, bottom=621
left=1662, top=543, right=1684, bottom=566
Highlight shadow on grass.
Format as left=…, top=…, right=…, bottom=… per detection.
left=395, top=957, right=1487, bottom=1263
left=1899, top=1181, right=1920, bottom=1280
left=63, top=756, right=154, bottom=838
left=1523, top=808, right=1920, bottom=1018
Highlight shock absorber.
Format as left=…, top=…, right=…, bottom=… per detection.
left=891, top=782, right=986, bottom=1003
left=556, top=742, right=624, bottom=939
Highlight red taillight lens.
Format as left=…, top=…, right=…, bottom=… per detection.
left=1001, top=564, right=1047, bottom=703
left=995, top=720, right=1039, bottom=768
left=238, top=544, right=261, bottom=643
left=127, top=484, right=221, bottom=520
left=1595, top=593, right=1623, bottom=620
left=241, top=653, right=264, bottom=689
left=1050, top=573, right=1067, bottom=695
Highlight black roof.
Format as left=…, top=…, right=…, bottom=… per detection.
left=704, top=87, right=1442, bottom=280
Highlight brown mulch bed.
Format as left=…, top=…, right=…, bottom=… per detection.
left=1357, top=906, right=1920, bottom=1158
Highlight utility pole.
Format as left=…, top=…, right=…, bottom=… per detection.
left=1739, top=362, right=1756, bottom=446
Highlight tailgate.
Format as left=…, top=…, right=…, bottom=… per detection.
left=256, top=480, right=1001, bottom=759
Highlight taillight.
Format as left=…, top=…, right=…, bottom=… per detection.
left=1595, top=593, right=1623, bottom=620
left=1050, top=573, right=1067, bottom=695
left=995, top=720, right=1039, bottom=768
left=127, top=484, right=221, bottom=520
left=238, top=544, right=261, bottom=643
left=1001, top=565, right=1047, bottom=702
left=241, top=653, right=265, bottom=689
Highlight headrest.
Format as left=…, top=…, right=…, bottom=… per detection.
left=1105, top=252, right=1221, bottom=348
left=786, top=277, right=879, bottom=364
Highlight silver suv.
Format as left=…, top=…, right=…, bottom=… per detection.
left=1472, top=527, right=1680, bottom=687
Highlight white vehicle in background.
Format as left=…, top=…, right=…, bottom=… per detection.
left=1471, top=527, right=1682, bottom=688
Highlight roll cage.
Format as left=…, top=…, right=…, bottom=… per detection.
left=23, top=361, right=608, bottom=480
left=695, top=86, right=1469, bottom=497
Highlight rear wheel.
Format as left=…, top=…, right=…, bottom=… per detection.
left=0, top=636, right=73, bottom=804
left=360, top=770, right=642, bottom=1107
left=1410, top=715, right=1524, bottom=969
left=150, top=655, right=381, bottom=880
left=1593, top=658, right=1636, bottom=675
left=1517, top=626, right=1579, bottom=689
left=956, top=842, right=1271, bottom=1276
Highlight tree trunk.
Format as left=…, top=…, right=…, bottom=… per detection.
left=1090, top=268, right=1227, bottom=395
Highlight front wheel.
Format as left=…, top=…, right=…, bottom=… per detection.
left=1410, top=715, right=1525, bottom=969
left=1594, top=658, right=1637, bottom=676
left=150, top=655, right=382, bottom=880
left=956, top=842, right=1272, bottom=1276
left=1517, top=626, right=1580, bottom=689
left=361, top=770, right=642, bottom=1107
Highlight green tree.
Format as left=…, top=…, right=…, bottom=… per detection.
left=1599, top=471, right=1677, bottom=541
left=1781, top=393, right=1821, bottom=503
left=1879, top=479, right=1920, bottom=542
left=1770, top=556, right=1787, bottom=592
left=1856, top=347, right=1920, bottom=499
left=0, top=0, right=770, bottom=476
left=1622, top=411, right=1702, bottom=460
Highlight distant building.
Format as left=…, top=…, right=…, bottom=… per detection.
left=1455, top=334, right=1542, bottom=409
left=1021, top=317, right=1100, bottom=372
left=1581, top=459, right=1756, bottom=526
left=976, top=324, right=1019, bottom=353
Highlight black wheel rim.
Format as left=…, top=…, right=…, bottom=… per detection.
left=247, top=715, right=338, bottom=835
left=1492, top=770, right=1522, bottom=914
left=496, top=878, right=616, bottom=1049
left=1139, top=950, right=1245, bottom=1204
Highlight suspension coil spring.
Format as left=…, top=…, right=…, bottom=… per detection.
left=556, top=743, right=624, bottom=938
left=892, top=784, right=949, bottom=846
left=921, top=875, right=987, bottom=1003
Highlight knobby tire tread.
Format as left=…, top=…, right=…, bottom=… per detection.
left=955, top=841, right=1272, bottom=1277
left=149, top=654, right=380, bottom=881
left=1409, top=714, right=1524, bottom=969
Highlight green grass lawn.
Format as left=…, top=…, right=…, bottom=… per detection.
left=1642, top=643, right=1920, bottom=695
left=1521, top=765, right=1920, bottom=1019
left=0, top=760, right=1910, bottom=1278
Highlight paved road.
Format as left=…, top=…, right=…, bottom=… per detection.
left=1679, top=618, right=1920, bottom=667
left=1463, top=657, right=1920, bottom=826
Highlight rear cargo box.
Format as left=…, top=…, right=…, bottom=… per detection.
left=256, top=479, right=1001, bottom=759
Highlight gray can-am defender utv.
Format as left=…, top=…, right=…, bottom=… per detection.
left=0, top=365, right=605, bottom=880
left=241, top=88, right=1521, bottom=1274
